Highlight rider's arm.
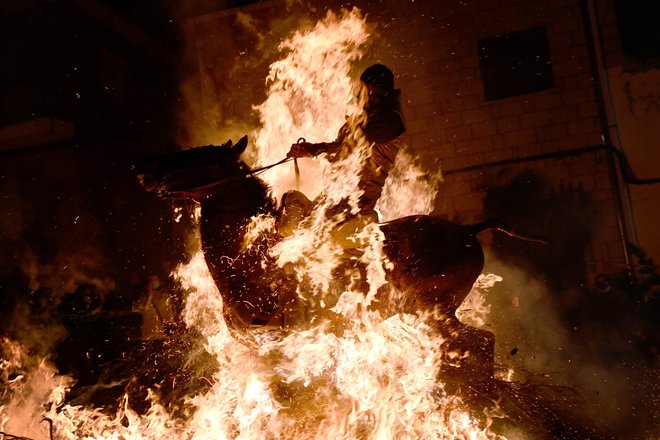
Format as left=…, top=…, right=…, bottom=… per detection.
left=287, top=123, right=348, bottom=158
left=287, top=140, right=341, bottom=158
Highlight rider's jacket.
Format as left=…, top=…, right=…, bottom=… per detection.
left=299, top=90, right=405, bottom=215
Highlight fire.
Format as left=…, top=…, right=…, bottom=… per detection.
left=1, top=7, right=506, bottom=440
left=457, top=273, right=503, bottom=329
left=251, top=8, right=367, bottom=201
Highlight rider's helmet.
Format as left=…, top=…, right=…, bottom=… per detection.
left=359, top=64, right=404, bottom=143
left=360, top=64, right=394, bottom=93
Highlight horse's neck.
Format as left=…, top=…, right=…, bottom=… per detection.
left=199, top=177, right=275, bottom=260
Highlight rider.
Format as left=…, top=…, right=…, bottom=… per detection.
left=282, top=64, right=405, bottom=244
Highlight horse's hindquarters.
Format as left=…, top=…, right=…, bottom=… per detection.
left=380, top=216, right=485, bottom=315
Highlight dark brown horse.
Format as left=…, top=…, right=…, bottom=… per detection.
left=136, top=136, right=497, bottom=379
left=135, top=137, right=609, bottom=438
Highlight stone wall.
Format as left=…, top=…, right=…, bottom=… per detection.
left=381, top=0, right=630, bottom=281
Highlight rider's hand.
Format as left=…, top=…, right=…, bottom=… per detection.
left=287, top=142, right=313, bottom=158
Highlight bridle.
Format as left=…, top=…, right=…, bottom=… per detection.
left=172, top=136, right=309, bottom=196
left=160, top=156, right=296, bottom=198
left=248, top=156, right=295, bottom=176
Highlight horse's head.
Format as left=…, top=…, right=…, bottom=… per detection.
left=134, top=135, right=249, bottom=199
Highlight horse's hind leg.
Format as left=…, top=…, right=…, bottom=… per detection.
left=415, top=277, right=495, bottom=384
left=277, top=190, right=315, bottom=237
left=410, top=277, right=495, bottom=382
left=438, top=316, right=495, bottom=384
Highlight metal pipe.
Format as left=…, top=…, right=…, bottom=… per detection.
left=588, top=0, right=643, bottom=247
left=443, top=143, right=660, bottom=186
left=580, top=0, right=633, bottom=274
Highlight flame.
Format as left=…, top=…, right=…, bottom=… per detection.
left=0, top=8, right=508, bottom=439
left=377, top=150, right=444, bottom=222
left=167, top=8, right=502, bottom=439
left=457, top=273, right=503, bottom=328
left=251, top=8, right=367, bottom=201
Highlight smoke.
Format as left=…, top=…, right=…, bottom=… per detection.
left=21, top=242, right=116, bottom=304
left=0, top=170, right=119, bottom=370
left=174, top=2, right=326, bottom=149
left=0, top=188, right=123, bottom=438
left=477, top=250, right=659, bottom=438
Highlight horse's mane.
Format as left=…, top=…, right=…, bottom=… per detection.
left=213, top=175, right=277, bottom=218
left=198, top=174, right=277, bottom=262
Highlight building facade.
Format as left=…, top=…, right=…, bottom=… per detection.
left=182, top=0, right=659, bottom=291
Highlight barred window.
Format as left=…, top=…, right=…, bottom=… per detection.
left=478, top=27, right=554, bottom=101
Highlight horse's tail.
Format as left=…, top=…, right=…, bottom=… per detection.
left=468, top=219, right=551, bottom=245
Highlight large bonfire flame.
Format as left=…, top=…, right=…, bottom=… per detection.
left=1, top=8, right=504, bottom=439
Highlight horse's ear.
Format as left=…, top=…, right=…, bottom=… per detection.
left=231, top=135, right=248, bottom=155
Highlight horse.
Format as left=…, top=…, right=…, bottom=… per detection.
left=134, top=136, right=608, bottom=438
left=135, top=135, right=498, bottom=380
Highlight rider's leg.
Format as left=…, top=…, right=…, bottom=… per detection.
left=329, top=211, right=378, bottom=250
left=278, top=190, right=315, bottom=237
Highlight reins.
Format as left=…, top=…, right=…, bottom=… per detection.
left=250, top=156, right=295, bottom=175
left=163, top=156, right=295, bottom=198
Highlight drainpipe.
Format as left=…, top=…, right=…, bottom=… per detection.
left=579, top=0, right=634, bottom=276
